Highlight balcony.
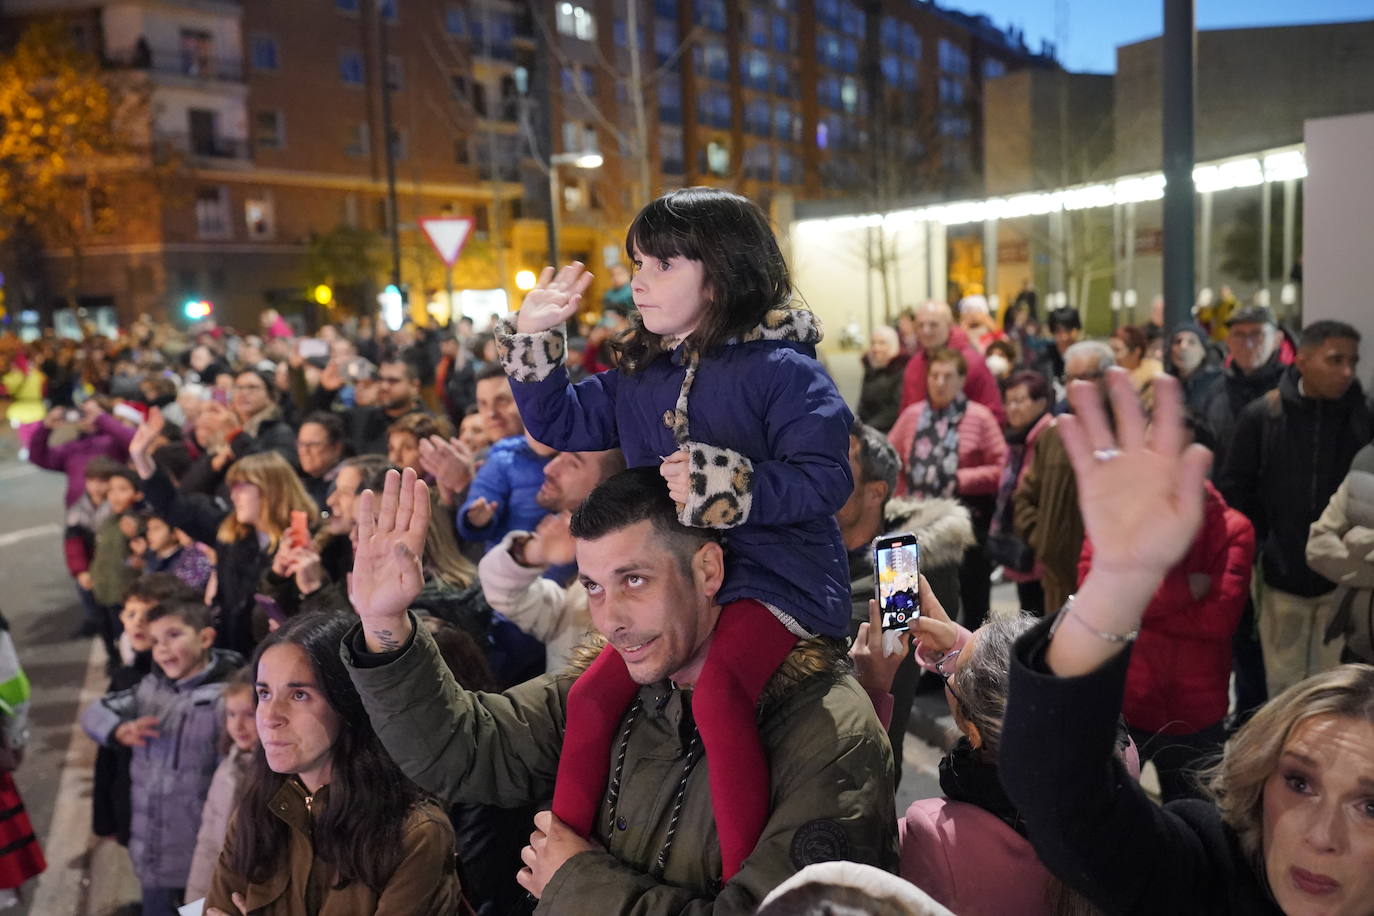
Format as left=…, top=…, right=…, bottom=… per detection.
left=156, top=132, right=252, bottom=165
left=107, top=45, right=244, bottom=83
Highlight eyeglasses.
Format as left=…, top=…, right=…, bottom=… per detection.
left=1066, top=370, right=1103, bottom=382
left=935, top=648, right=963, bottom=706
left=296, top=440, right=330, bottom=451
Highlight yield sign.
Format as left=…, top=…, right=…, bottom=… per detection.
left=419, top=217, right=475, bottom=266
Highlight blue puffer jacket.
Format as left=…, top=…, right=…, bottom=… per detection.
left=504, top=309, right=854, bottom=637
left=81, top=649, right=241, bottom=887
left=456, top=435, right=553, bottom=550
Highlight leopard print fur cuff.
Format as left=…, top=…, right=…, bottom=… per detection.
left=679, top=441, right=754, bottom=529
left=495, top=318, right=566, bottom=383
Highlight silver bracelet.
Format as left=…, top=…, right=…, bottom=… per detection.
left=1048, top=595, right=1139, bottom=644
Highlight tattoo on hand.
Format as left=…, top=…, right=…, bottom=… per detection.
left=372, top=629, right=401, bottom=651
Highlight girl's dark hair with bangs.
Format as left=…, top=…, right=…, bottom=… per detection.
left=227, top=612, right=427, bottom=894
left=613, top=187, right=793, bottom=374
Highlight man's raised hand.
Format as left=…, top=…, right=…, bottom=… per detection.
left=348, top=467, right=431, bottom=653
left=515, top=263, right=595, bottom=334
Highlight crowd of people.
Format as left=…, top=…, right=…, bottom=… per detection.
left=0, top=186, right=1368, bottom=915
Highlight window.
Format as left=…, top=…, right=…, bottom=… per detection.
left=657, top=72, right=682, bottom=123
left=195, top=186, right=230, bottom=239
left=339, top=49, right=364, bottom=85
left=817, top=30, right=841, bottom=68
left=777, top=147, right=796, bottom=183
left=654, top=19, right=677, bottom=61
left=454, top=137, right=470, bottom=164
left=86, top=187, right=113, bottom=234
left=660, top=127, right=684, bottom=173
left=380, top=0, right=397, bottom=22
left=556, top=3, right=596, bottom=41
left=743, top=51, right=770, bottom=90
left=695, top=39, right=729, bottom=81
left=561, top=121, right=597, bottom=154
left=745, top=98, right=771, bottom=135
left=249, top=36, right=278, bottom=71
left=939, top=75, right=964, bottom=106
left=818, top=74, right=840, bottom=109
left=743, top=144, right=772, bottom=181
left=984, top=58, right=1007, bottom=80
left=773, top=102, right=797, bottom=140
left=772, top=59, right=794, bottom=97
left=839, top=1, right=864, bottom=37
left=386, top=56, right=404, bottom=90
left=254, top=110, right=284, bottom=149
left=697, top=87, right=730, bottom=127
left=389, top=128, right=407, bottom=160
left=939, top=38, right=969, bottom=76
left=245, top=194, right=275, bottom=240
left=180, top=29, right=212, bottom=76
left=346, top=123, right=370, bottom=157
left=695, top=0, right=727, bottom=31
left=840, top=76, right=859, bottom=113
left=882, top=53, right=918, bottom=90
left=817, top=0, right=841, bottom=30
left=749, top=8, right=769, bottom=46
left=560, top=65, right=595, bottom=95
left=336, top=0, right=359, bottom=12
left=704, top=140, right=731, bottom=177
left=771, top=15, right=792, bottom=52
left=445, top=5, right=466, bottom=35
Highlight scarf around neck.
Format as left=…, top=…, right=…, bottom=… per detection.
left=907, top=395, right=967, bottom=499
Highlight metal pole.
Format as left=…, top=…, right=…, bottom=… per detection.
left=1199, top=190, right=1213, bottom=292
left=1111, top=202, right=1122, bottom=331
left=1282, top=178, right=1297, bottom=320
left=377, top=0, right=401, bottom=288
left=983, top=218, right=998, bottom=307
left=1260, top=178, right=1272, bottom=302
left=444, top=264, right=454, bottom=328
left=549, top=166, right=562, bottom=266
left=1161, top=0, right=1196, bottom=335
left=1125, top=201, right=1137, bottom=318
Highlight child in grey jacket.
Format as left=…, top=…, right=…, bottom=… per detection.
left=184, top=672, right=257, bottom=906
left=81, top=599, right=241, bottom=916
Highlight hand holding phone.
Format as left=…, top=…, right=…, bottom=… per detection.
left=873, top=533, right=921, bottom=632
left=289, top=510, right=310, bottom=550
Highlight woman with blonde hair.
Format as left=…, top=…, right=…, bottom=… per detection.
left=130, top=408, right=317, bottom=655
left=999, top=369, right=1374, bottom=915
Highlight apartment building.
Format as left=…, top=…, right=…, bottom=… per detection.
left=4, top=0, right=1048, bottom=328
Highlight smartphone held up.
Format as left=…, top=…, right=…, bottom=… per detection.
left=873, top=533, right=921, bottom=632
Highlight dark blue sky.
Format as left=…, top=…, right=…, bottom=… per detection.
left=948, top=0, right=1372, bottom=73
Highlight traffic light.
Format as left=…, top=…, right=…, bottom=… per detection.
left=183, top=299, right=213, bottom=320
left=313, top=284, right=334, bottom=306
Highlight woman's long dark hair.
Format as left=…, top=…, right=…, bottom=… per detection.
left=613, top=187, right=793, bottom=374
left=228, top=612, right=426, bottom=894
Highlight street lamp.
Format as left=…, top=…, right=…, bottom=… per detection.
left=548, top=151, right=604, bottom=266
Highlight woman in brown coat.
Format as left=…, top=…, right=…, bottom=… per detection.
left=206, top=612, right=463, bottom=915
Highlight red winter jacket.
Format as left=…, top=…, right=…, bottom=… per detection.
left=1078, top=481, right=1255, bottom=734
left=899, top=325, right=1007, bottom=425
left=888, top=399, right=1007, bottom=500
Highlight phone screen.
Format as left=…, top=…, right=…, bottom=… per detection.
left=874, top=535, right=921, bottom=632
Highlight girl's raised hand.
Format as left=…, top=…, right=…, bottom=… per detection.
left=516, top=263, right=595, bottom=334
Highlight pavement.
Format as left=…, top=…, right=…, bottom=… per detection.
left=0, top=427, right=141, bottom=916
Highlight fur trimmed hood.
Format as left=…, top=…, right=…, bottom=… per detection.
left=882, top=496, right=976, bottom=570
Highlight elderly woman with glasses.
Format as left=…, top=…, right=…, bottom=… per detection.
left=851, top=587, right=1139, bottom=916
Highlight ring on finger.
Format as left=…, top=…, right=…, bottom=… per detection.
left=1092, top=447, right=1122, bottom=462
